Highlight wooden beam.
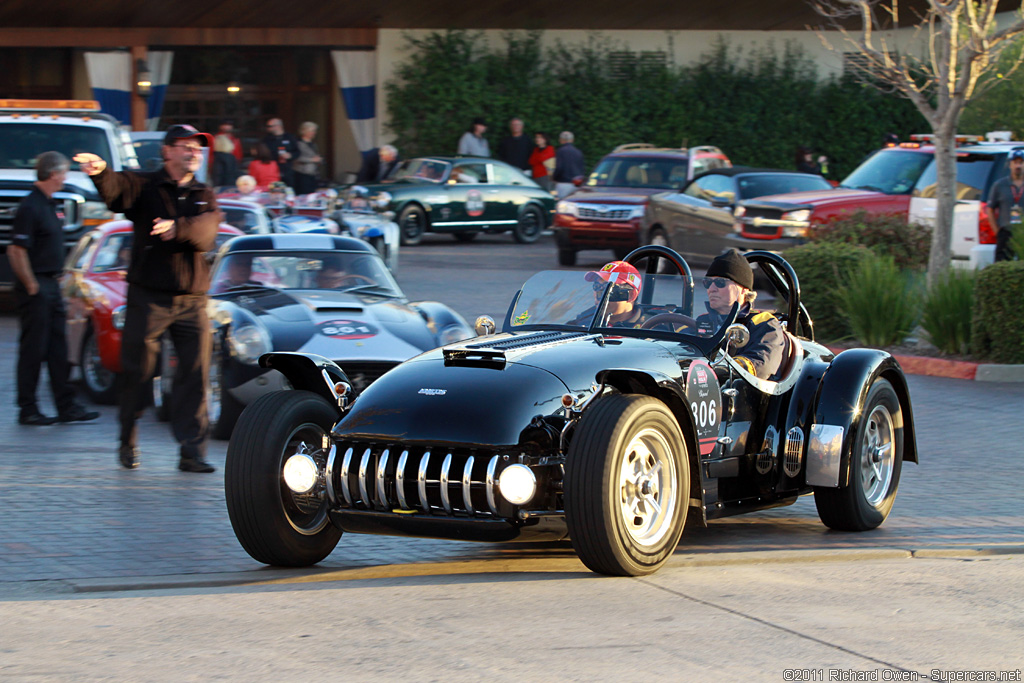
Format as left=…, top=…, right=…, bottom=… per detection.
left=0, top=27, right=377, bottom=47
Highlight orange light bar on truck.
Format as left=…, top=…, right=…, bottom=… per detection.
left=0, top=99, right=101, bottom=111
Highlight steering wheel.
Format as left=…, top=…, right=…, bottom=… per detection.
left=337, top=274, right=376, bottom=287
left=641, top=312, right=697, bottom=331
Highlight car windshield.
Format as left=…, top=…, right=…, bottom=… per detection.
left=211, top=250, right=402, bottom=297
left=913, top=152, right=996, bottom=201
left=737, top=173, right=832, bottom=199
left=90, top=233, right=133, bottom=272
left=839, top=149, right=933, bottom=195
left=389, top=158, right=451, bottom=183
left=586, top=156, right=690, bottom=190
left=220, top=206, right=265, bottom=233
left=0, top=123, right=113, bottom=169
left=507, top=269, right=737, bottom=340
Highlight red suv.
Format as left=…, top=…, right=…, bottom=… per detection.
left=552, top=144, right=730, bottom=265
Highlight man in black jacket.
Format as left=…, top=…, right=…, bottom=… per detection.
left=356, top=145, right=400, bottom=184
left=262, top=118, right=299, bottom=189
left=74, top=124, right=220, bottom=472
left=497, top=118, right=532, bottom=172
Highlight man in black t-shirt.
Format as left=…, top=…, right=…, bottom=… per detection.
left=9, top=151, right=99, bottom=426
left=497, top=118, right=532, bottom=172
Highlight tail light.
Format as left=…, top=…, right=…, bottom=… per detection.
left=978, top=201, right=997, bottom=244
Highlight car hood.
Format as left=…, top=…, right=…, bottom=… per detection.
left=333, top=331, right=698, bottom=447
left=213, top=288, right=435, bottom=363
left=740, top=187, right=880, bottom=209
left=1, top=169, right=100, bottom=200
left=562, top=187, right=661, bottom=204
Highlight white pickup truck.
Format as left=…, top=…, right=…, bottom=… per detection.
left=0, top=99, right=138, bottom=290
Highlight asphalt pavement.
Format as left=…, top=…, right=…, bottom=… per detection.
left=0, top=233, right=1021, bottom=589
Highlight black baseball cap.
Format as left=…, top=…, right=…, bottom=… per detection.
left=163, top=124, right=212, bottom=147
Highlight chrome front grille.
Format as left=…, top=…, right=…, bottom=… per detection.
left=327, top=442, right=509, bottom=517
left=577, top=206, right=634, bottom=221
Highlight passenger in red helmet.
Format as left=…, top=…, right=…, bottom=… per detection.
left=570, top=261, right=648, bottom=327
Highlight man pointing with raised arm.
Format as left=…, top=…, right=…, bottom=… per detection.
left=74, top=124, right=220, bottom=473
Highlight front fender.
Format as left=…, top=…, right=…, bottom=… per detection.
left=808, top=349, right=917, bottom=488
left=412, top=301, right=472, bottom=344
left=258, top=352, right=353, bottom=416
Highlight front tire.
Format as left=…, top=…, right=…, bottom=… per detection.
left=398, top=205, right=426, bottom=246
left=225, top=390, right=342, bottom=566
left=565, top=394, right=689, bottom=576
left=80, top=325, right=118, bottom=404
left=814, top=379, right=904, bottom=531
left=513, top=206, right=543, bottom=244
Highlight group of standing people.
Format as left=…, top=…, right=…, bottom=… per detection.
left=458, top=116, right=586, bottom=198
left=212, top=117, right=324, bottom=195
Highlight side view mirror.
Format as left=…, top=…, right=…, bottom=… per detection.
left=725, top=323, right=749, bottom=350
left=475, top=315, right=496, bottom=336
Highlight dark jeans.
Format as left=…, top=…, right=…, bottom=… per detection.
left=294, top=171, right=318, bottom=195
left=119, top=285, right=210, bottom=459
left=212, top=152, right=238, bottom=188
left=15, top=276, right=75, bottom=416
left=995, top=227, right=1016, bottom=262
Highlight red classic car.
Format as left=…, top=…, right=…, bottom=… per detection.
left=62, top=220, right=243, bottom=403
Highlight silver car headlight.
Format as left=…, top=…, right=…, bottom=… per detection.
left=79, top=201, right=114, bottom=227
left=781, top=209, right=811, bottom=223
left=112, top=305, right=127, bottom=330
left=439, top=323, right=473, bottom=346
left=556, top=200, right=579, bottom=217
left=372, top=191, right=393, bottom=210
left=627, top=205, right=645, bottom=220
left=228, top=323, right=272, bottom=364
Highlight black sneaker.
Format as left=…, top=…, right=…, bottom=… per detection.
left=118, top=445, right=139, bottom=469
left=18, top=412, right=57, bottom=426
left=178, top=457, right=215, bottom=473
left=57, top=405, right=100, bottom=423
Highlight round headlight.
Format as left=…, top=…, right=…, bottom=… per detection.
left=228, top=323, right=271, bottom=364
left=111, top=305, right=127, bottom=330
left=373, top=191, right=393, bottom=209
left=498, top=464, right=537, bottom=506
left=282, top=453, right=319, bottom=494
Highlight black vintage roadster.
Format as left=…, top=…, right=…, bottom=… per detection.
left=224, top=246, right=917, bottom=576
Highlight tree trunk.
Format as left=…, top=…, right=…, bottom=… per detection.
left=928, top=132, right=958, bottom=287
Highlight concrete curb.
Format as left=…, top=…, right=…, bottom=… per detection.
left=827, top=346, right=1024, bottom=382
left=65, top=543, right=1024, bottom=593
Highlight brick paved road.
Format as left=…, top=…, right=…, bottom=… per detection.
left=1, top=234, right=1020, bottom=583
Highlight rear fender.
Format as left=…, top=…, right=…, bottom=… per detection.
left=809, top=349, right=918, bottom=488
left=258, top=352, right=354, bottom=417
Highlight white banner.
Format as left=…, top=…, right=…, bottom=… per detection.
left=331, top=50, right=377, bottom=152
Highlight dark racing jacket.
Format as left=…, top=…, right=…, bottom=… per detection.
left=696, top=303, right=785, bottom=380
left=92, top=166, right=219, bottom=295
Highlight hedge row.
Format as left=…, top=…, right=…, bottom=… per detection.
left=384, top=31, right=927, bottom=178
left=972, top=261, right=1024, bottom=363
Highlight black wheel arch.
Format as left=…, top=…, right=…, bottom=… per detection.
left=813, top=350, right=918, bottom=488
left=517, top=201, right=549, bottom=227
left=258, top=352, right=353, bottom=418
left=397, top=200, right=430, bottom=226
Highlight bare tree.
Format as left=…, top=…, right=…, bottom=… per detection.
left=814, top=1, right=1024, bottom=283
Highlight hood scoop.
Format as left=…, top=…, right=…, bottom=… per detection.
left=444, top=331, right=600, bottom=367
left=313, top=305, right=365, bottom=313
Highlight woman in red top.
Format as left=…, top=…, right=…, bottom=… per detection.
left=248, top=143, right=281, bottom=190
left=529, top=132, right=555, bottom=191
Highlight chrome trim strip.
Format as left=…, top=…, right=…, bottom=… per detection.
left=376, top=448, right=390, bottom=508
left=417, top=450, right=431, bottom=513
left=431, top=219, right=517, bottom=226
left=485, top=455, right=500, bottom=515
left=324, top=444, right=338, bottom=505
left=396, top=450, right=409, bottom=509
left=357, top=447, right=372, bottom=508
left=440, top=452, right=453, bottom=513
left=462, top=456, right=475, bottom=515
left=807, top=424, right=843, bottom=487
left=339, top=447, right=354, bottom=506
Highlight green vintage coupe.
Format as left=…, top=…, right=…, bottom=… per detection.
left=357, top=156, right=556, bottom=245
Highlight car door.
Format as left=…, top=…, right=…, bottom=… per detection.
left=487, top=162, right=531, bottom=224
left=62, top=232, right=100, bottom=365
left=668, top=174, right=737, bottom=261
left=444, top=161, right=494, bottom=230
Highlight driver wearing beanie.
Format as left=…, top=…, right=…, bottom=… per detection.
left=697, top=249, right=785, bottom=380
